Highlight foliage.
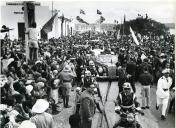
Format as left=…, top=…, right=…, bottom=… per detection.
left=116, top=17, right=169, bottom=36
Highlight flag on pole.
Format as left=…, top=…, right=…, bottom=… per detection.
left=97, top=9, right=102, bottom=15
left=100, top=16, right=105, bottom=23
left=76, top=16, right=89, bottom=25
left=114, top=20, right=118, bottom=24
left=80, top=9, right=85, bottom=14
left=42, top=13, right=58, bottom=33
left=129, top=26, right=140, bottom=45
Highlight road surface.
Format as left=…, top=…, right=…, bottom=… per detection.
left=54, top=81, right=175, bottom=128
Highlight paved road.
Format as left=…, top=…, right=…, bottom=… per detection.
left=93, top=81, right=175, bottom=128
left=53, top=91, right=76, bottom=128
left=54, top=82, right=175, bottom=128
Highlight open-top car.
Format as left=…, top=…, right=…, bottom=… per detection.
left=94, top=54, right=119, bottom=81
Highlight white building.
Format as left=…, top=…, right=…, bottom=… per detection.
left=74, top=23, right=115, bottom=33
left=0, top=2, right=72, bottom=40
left=0, top=2, right=51, bottom=40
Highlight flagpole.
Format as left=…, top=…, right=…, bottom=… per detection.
left=24, top=2, right=29, bottom=63
left=122, top=14, right=125, bottom=44
left=52, top=1, right=53, bottom=16
left=65, top=20, right=66, bottom=36
left=61, top=14, right=64, bottom=37
left=99, top=16, right=101, bottom=32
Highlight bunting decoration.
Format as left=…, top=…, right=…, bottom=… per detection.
left=76, top=16, right=89, bottom=25
left=97, top=9, right=102, bottom=15
left=41, top=13, right=58, bottom=33
left=80, top=9, right=85, bottom=15
left=129, top=26, right=140, bottom=45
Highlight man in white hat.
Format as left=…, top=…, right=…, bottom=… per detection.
left=18, top=120, right=36, bottom=128
left=30, top=99, right=55, bottom=128
left=26, top=85, right=33, bottom=96
left=156, top=68, right=172, bottom=120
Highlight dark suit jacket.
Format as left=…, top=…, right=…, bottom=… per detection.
left=126, top=61, right=136, bottom=76
left=79, top=90, right=95, bottom=119
left=117, top=68, right=127, bottom=85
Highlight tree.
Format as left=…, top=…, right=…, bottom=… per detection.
left=118, top=16, right=169, bottom=36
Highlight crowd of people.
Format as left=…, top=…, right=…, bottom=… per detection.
left=0, top=29, right=175, bottom=128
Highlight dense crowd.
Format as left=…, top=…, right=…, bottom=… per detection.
left=0, top=31, right=175, bottom=128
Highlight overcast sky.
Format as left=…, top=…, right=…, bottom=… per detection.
left=41, top=0, right=176, bottom=24
left=1, top=0, right=175, bottom=23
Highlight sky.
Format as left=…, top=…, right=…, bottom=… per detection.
left=41, top=0, right=175, bottom=24
left=0, top=0, right=175, bottom=24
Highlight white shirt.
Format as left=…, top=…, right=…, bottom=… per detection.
left=156, top=76, right=172, bottom=98
left=28, top=28, right=39, bottom=41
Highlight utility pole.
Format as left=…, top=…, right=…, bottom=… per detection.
left=52, top=1, right=53, bottom=16
left=65, top=20, right=67, bottom=36
left=61, top=14, right=64, bottom=37
left=24, top=2, right=29, bottom=63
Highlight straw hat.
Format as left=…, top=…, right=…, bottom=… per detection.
left=26, top=85, right=33, bottom=95
left=162, top=69, right=170, bottom=74
left=160, top=53, right=165, bottom=57
left=0, top=104, right=7, bottom=111
left=25, top=80, right=34, bottom=85
left=36, top=77, right=47, bottom=83
left=36, top=82, right=45, bottom=89
left=63, top=65, right=71, bottom=72
left=18, top=120, right=36, bottom=128
left=35, top=60, right=42, bottom=65
left=76, top=87, right=81, bottom=92
left=53, top=70, right=58, bottom=75
left=32, top=99, right=49, bottom=113
left=28, top=74, right=34, bottom=80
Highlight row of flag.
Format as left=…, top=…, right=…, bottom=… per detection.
left=41, top=9, right=104, bottom=34
left=78, top=9, right=105, bottom=25
left=41, top=10, right=140, bottom=46
left=80, top=9, right=102, bottom=15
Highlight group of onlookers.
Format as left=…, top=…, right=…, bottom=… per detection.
left=0, top=31, right=175, bottom=128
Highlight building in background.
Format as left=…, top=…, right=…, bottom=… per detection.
left=0, top=1, right=73, bottom=40
left=74, top=23, right=115, bottom=33
left=0, top=2, right=51, bottom=40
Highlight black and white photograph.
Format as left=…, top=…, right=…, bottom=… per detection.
left=0, top=0, right=175, bottom=128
